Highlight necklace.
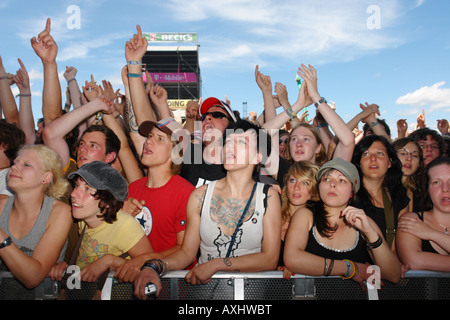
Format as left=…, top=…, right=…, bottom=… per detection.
left=439, top=223, right=449, bottom=235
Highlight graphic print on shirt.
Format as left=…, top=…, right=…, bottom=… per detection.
left=135, top=206, right=153, bottom=236
left=212, top=228, right=243, bottom=259
left=78, top=233, right=109, bottom=265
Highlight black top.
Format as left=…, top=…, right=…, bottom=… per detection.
left=414, top=212, right=440, bottom=254
left=305, top=226, right=373, bottom=264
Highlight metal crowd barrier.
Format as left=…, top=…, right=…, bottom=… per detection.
left=1, top=270, right=449, bottom=300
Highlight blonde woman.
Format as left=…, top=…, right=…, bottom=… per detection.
left=278, top=161, right=319, bottom=278
left=0, top=144, right=72, bottom=297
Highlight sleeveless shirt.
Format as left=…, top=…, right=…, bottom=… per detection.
left=0, top=195, right=67, bottom=265
left=305, top=225, right=373, bottom=264
left=198, top=181, right=269, bottom=263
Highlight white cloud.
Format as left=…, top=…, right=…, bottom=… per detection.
left=161, top=0, right=408, bottom=69
left=395, top=81, right=450, bottom=112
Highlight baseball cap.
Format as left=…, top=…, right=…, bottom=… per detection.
left=316, top=157, right=360, bottom=193
left=68, top=161, right=128, bottom=201
left=138, top=117, right=184, bottom=139
left=199, top=97, right=237, bottom=122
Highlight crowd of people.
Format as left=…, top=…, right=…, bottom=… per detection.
left=0, top=20, right=449, bottom=300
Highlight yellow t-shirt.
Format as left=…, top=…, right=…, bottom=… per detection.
left=76, top=210, right=144, bottom=270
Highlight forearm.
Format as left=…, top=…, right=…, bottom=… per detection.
left=18, top=94, right=36, bottom=144
left=0, top=70, right=19, bottom=125
left=127, top=64, right=156, bottom=125
left=42, top=62, right=62, bottom=124
left=0, top=243, right=50, bottom=289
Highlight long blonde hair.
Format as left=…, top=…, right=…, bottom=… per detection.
left=19, top=144, right=71, bottom=201
left=280, top=161, right=319, bottom=224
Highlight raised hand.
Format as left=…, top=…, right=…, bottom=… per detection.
left=437, top=119, right=449, bottom=135
left=31, top=18, right=58, bottom=65
left=255, top=65, right=272, bottom=93
left=12, top=58, right=30, bottom=93
left=125, top=25, right=148, bottom=62
left=297, top=64, right=320, bottom=102
left=82, top=75, right=102, bottom=102
left=63, top=66, right=78, bottom=81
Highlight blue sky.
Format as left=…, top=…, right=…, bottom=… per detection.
left=1, top=0, right=449, bottom=138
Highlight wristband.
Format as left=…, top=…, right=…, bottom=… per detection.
left=284, top=106, right=295, bottom=120
left=369, top=121, right=379, bottom=128
left=127, top=60, right=142, bottom=65
left=128, top=73, right=142, bottom=78
left=366, top=234, right=383, bottom=250
left=317, top=122, right=328, bottom=128
left=340, top=259, right=358, bottom=280
left=67, top=78, right=77, bottom=83
left=0, top=76, right=7, bottom=80
left=17, top=93, right=31, bottom=97
left=141, top=259, right=168, bottom=277
left=314, top=97, right=327, bottom=108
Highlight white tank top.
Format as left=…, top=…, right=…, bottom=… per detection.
left=198, top=180, right=268, bottom=263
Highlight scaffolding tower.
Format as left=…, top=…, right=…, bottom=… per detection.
left=142, top=32, right=200, bottom=121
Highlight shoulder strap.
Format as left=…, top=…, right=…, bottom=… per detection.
left=226, top=182, right=257, bottom=258
left=382, top=188, right=395, bottom=247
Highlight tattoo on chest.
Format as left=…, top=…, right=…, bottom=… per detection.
left=210, top=195, right=256, bottom=235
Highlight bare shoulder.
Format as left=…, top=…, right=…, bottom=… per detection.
left=48, top=199, right=72, bottom=223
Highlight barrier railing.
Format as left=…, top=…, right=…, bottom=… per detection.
left=1, top=270, right=449, bottom=300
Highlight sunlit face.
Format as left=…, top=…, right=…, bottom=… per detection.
left=223, top=130, right=260, bottom=171
left=141, top=127, right=173, bottom=169
left=428, top=163, right=450, bottom=213
left=7, top=148, right=50, bottom=192
left=289, top=126, right=321, bottom=163
left=70, top=177, right=101, bottom=223
left=319, top=169, right=353, bottom=207
left=202, top=106, right=232, bottom=145
left=418, top=135, right=440, bottom=166
left=359, top=141, right=391, bottom=180
left=77, top=131, right=115, bottom=167
left=396, top=142, right=420, bottom=176
left=286, top=174, right=312, bottom=207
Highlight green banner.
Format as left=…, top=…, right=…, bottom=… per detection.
left=143, top=32, right=197, bottom=43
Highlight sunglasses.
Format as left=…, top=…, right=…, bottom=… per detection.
left=201, top=111, right=231, bottom=122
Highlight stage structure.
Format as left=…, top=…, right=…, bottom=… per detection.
left=142, top=32, right=200, bottom=121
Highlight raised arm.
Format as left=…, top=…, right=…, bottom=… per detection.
left=42, top=97, right=115, bottom=167
left=12, top=59, right=35, bottom=144
left=125, top=25, right=156, bottom=125
left=255, top=65, right=277, bottom=121
left=297, top=64, right=355, bottom=162
left=0, top=56, right=19, bottom=126
left=102, top=113, right=144, bottom=183
left=31, top=18, right=61, bottom=125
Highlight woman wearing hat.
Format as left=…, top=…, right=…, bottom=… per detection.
left=283, top=157, right=401, bottom=287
